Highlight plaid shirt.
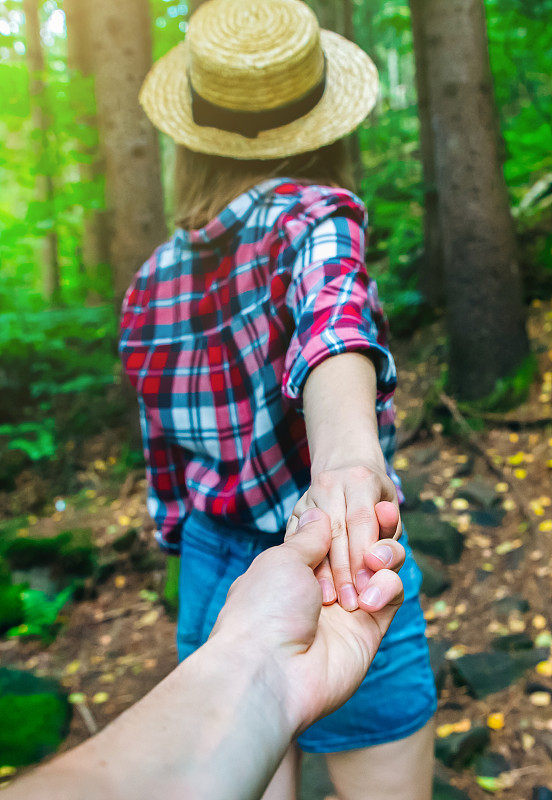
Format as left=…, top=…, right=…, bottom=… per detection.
left=120, top=179, right=401, bottom=553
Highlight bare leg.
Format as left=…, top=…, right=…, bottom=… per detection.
left=325, top=718, right=435, bottom=800
left=261, top=743, right=301, bottom=800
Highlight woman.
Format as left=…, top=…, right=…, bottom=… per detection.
left=120, top=0, right=436, bottom=797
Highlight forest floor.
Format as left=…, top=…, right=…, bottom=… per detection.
left=1, top=300, right=552, bottom=799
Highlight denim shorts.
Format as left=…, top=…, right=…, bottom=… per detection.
left=176, top=511, right=437, bottom=753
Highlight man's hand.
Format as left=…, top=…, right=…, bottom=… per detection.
left=212, top=508, right=404, bottom=737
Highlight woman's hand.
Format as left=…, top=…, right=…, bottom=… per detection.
left=286, top=465, right=402, bottom=611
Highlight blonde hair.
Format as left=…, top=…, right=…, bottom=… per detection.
left=174, top=139, right=355, bottom=230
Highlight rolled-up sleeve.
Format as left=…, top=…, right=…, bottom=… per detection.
left=282, top=197, right=396, bottom=406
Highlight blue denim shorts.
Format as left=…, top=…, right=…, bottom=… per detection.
left=177, top=511, right=437, bottom=753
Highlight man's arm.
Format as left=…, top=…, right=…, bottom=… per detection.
left=5, top=511, right=404, bottom=800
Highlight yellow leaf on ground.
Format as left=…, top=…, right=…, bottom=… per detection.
left=93, top=692, right=109, bottom=704
left=533, top=615, right=547, bottom=630
left=118, top=515, right=131, bottom=526
left=495, top=482, right=509, bottom=493
left=0, top=767, right=17, bottom=778
left=136, top=609, right=160, bottom=628
left=451, top=498, right=469, bottom=511
left=522, top=733, right=535, bottom=751
left=530, top=692, right=551, bottom=707
left=538, top=520, right=552, bottom=532
left=508, top=451, right=524, bottom=465
left=514, top=469, right=527, bottom=480
left=536, top=661, right=552, bottom=677
left=114, top=575, right=126, bottom=589
left=65, top=660, right=81, bottom=675
left=394, top=456, right=409, bottom=470
left=487, top=712, right=505, bottom=730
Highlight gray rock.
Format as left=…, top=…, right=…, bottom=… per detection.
left=451, top=649, right=550, bottom=698
left=493, top=594, right=530, bottom=619
left=400, top=473, right=427, bottom=511
left=432, top=776, right=471, bottom=800
left=456, top=480, right=500, bottom=509
left=533, top=788, right=552, bottom=800
left=412, top=447, right=440, bottom=466
left=470, top=509, right=506, bottom=528
left=491, top=633, right=534, bottom=652
left=414, top=552, right=451, bottom=597
left=435, top=726, right=489, bottom=769
left=474, top=751, right=511, bottom=777
left=403, top=512, right=464, bottom=564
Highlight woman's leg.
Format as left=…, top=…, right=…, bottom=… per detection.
left=325, top=718, right=435, bottom=800
left=261, top=744, right=301, bottom=800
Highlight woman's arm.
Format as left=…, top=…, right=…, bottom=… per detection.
left=294, top=351, right=401, bottom=611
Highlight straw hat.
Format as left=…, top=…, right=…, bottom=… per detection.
left=140, top=0, right=379, bottom=160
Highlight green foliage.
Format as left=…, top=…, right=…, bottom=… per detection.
left=0, top=677, right=71, bottom=766
left=0, top=584, right=24, bottom=634
left=458, top=354, right=539, bottom=414
left=6, top=585, right=74, bottom=641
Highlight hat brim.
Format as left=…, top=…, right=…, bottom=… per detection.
left=139, top=30, right=378, bottom=160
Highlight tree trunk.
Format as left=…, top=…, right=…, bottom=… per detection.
left=65, top=0, right=111, bottom=302
left=423, top=0, right=529, bottom=400
left=87, top=0, right=167, bottom=309
left=409, top=0, right=444, bottom=307
left=308, top=0, right=363, bottom=186
left=23, top=0, right=61, bottom=305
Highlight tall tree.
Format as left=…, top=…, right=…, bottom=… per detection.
left=87, top=0, right=167, bottom=306
left=409, top=0, right=444, bottom=307
left=65, top=0, right=110, bottom=300
left=422, top=0, right=529, bottom=400
left=23, top=0, right=60, bottom=304
left=307, top=0, right=363, bottom=186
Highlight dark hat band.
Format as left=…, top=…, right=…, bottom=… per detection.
left=190, top=60, right=327, bottom=139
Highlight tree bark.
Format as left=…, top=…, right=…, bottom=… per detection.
left=409, top=0, right=444, bottom=307
left=307, top=0, right=363, bottom=187
left=65, top=0, right=111, bottom=302
left=23, top=0, right=61, bottom=305
left=87, top=0, right=167, bottom=308
left=422, top=0, right=529, bottom=400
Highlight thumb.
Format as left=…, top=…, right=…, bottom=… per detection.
left=283, top=508, right=331, bottom=571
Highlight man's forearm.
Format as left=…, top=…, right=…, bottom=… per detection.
left=5, top=635, right=292, bottom=800
left=304, top=352, right=385, bottom=473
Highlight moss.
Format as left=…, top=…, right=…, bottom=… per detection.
left=0, top=585, right=24, bottom=634
left=3, top=529, right=97, bottom=578
left=0, top=693, right=71, bottom=767
left=458, top=354, right=538, bottom=413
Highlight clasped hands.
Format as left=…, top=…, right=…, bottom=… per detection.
left=212, top=506, right=404, bottom=737
left=287, top=462, right=402, bottom=611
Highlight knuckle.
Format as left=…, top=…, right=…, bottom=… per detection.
left=349, top=464, right=373, bottom=482
left=346, top=507, right=375, bottom=529
left=330, top=518, right=346, bottom=540
left=315, top=470, right=335, bottom=490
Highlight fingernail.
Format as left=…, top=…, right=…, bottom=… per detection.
left=319, top=579, right=336, bottom=604
left=360, top=586, right=382, bottom=608
left=298, top=508, right=323, bottom=528
left=338, top=584, right=358, bottom=611
left=371, top=544, right=394, bottom=566
left=356, top=570, right=370, bottom=593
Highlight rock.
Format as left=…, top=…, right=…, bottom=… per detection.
left=412, top=447, right=440, bottom=466
left=474, top=751, right=511, bottom=777
left=112, top=528, right=139, bottom=553
left=457, top=480, right=500, bottom=509
left=451, top=649, right=550, bottom=698
left=503, top=545, right=526, bottom=571
left=414, top=552, right=451, bottom=597
left=435, top=726, right=489, bottom=769
left=491, top=633, right=534, bottom=652
left=432, top=775, right=471, bottom=800
left=454, top=455, right=475, bottom=478
left=300, top=753, right=335, bottom=799
left=525, top=682, right=552, bottom=697
left=533, top=788, right=552, bottom=800
left=0, top=668, right=71, bottom=767
left=470, top=509, right=506, bottom=528
left=419, top=500, right=440, bottom=514
left=475, top=569, right=492, bottom=583
left=493, top=594, right=530, bottom=619
left=428, top=638, right=451, bottom=695
left=537, top=731, right=552, bottom=759
left=400, top=474, right=427, bottom=511
left=403, top=512, right=464, bottom=564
